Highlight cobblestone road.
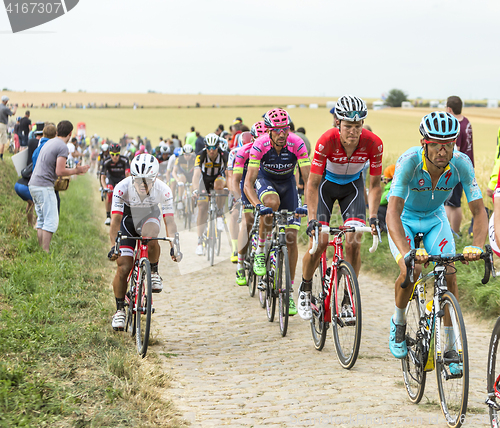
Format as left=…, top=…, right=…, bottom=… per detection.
left=153, top=229, right=494, bottom=428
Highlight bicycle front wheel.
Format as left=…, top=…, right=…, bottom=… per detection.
left=310, top=257, right=327, bottom=351
left=487, top=317, right=500, bottom=427
left=208, top=217, right=215, bottom=266
left=277, top=246, right=291, bottom=337
left=246, top=234, right=257, bottom=297
left=136, top=259, right=152, bottom=358
left=331, top=261, right=361, bottom=370
left=265, top=251, right=276, bottom=322
left=435, top=291, right=468, bottom=428
left=402, top=286, right=427, bottom=403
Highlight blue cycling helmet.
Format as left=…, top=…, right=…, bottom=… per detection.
left=174, top=147, right=183, bottom=157
left=419, top=111, right=459, bottom=141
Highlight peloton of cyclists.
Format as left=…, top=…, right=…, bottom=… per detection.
left=298, top=95, right=383, bottom=321
left=386, top=111, right=487, bottom=367
left=172, top=144, right=196, bottom=210
left=100, top=142, right=131, bottom=225
left=107, top=154, right=181, bottom=331
left=192, top=133, right=229, bottom=256
left=243, top=108, right=311, bottom=316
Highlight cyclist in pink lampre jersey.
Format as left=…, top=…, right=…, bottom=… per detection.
left=232, top=121, right=266, bottom=286
left=298, top=95, right=382, bottom=321
left=244, top=109, right=311, bottom=315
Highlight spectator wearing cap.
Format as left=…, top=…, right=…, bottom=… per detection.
left=377, top=164, right=396, bottom=232
left=19, top=110, right=32, bottom=151
left=0, top=95, right=17, bottom=160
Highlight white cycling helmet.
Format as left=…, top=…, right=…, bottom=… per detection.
left=204, top=133, right=220, bottom=149
left=335, top=95, right=368, bottom=122
left=130, top=154, right=159, bottom=179
left=219, top=138, right=228, bottom=152
left=101, top=143, right=109, bottom=152
left=183, top=144, right=194, bottom=154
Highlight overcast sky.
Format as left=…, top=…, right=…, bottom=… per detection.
left=1, top=0, right=499, bottom=100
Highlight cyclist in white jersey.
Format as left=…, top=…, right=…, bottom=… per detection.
left=107, top=154, right=181, bottom=331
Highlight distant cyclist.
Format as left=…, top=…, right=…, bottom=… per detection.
left=172, top=144, right=196, bottom=208
left=299, top=95, right=383, bottom=320
left=233, top=121, right=267, bottom=285
left=244, top=108, right=310, bottom=315
left=192, top=133, right=229, bottom=255
left=108, top=154, right=181, bottom=331
left=386, top=111, right=487, bottom=361
left=227, top=131, right=253, bottom=264
left=100, top=142, right=130, bottom=225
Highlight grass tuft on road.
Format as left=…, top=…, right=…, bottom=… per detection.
left=0, top=157, right=184, bottom=427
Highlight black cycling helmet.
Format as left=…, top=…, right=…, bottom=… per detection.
left=109, top=142, right=121, bottom=153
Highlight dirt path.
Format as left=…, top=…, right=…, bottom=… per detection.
left=152, top=225, right=494, bottom=428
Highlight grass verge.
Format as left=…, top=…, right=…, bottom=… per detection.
left=0, top=156, right=185, bottom=427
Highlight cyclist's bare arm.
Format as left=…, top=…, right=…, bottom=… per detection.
left=226, top=170, right=234, bottom=193
left=299, top=164, right=311, bottom=205
left=232, top=171, right=243, bottom=200
left=172, top=164, right=180, bottom=182
left=100, top=172, right=107, bottom=188
left=386, top=196, right=415, bottom=264
left=243, top=166, right=261, bottom=207
left=164, top=215, right=181, bottom=262
left=305, top=172, right=322, bottom=221
left=367, top=174, right=382, bottom=233
left=495, top=196, right=500, bottom=251
left=192, top=168, right=201, bottom=193
left=468, top=198, right=488, bottom=261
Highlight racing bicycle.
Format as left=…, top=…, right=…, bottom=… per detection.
left=401, top=239, right=493, bottom=428
left=309, top=223, right=379, bottom=369
left=114, top=231, right=181, bottom=358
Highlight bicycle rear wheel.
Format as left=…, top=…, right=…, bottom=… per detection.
left=216, top=219, right=222, bottom=257
left=310, top=257, right=327, bottom=351
left=402, top=286, right=427, bottom=403
left=136, top=259, right=152, bottom=358
left=278, top=246, right=291, bottom=337
left=331, top=261, right=361, bottom=369
left=265, top=251, right=276, bottom=322
left=435, top=291, right=468, bottom=428
left=487, top=317, right=500, bottom=427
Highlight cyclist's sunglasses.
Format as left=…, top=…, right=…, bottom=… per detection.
left=424, top=139, right=456, bottom=148
left=110, top=152, right=120, bottom=156
left=206, top=145, right=218, bottom=150
left=133, top=177, right=155, bottom=186
left=343, top=111, right=368, bottom=120
left=270, top=126, right=290, bottom=134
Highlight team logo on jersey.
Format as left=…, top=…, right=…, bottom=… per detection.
left=439, top=238, right=448, bottom=253
left=418, top=179, right=425, bottom=187
left=117, top=190, right=123, bottom=196
left=378, top=146, right=382, bottom=152
left=444, top=170, right=452, bottom=185
left=318, top=144, right=324, bottom=151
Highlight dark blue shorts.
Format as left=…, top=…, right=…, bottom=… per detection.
left=15, top=182, right=32, bottom=201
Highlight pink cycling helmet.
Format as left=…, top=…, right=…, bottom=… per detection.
left=250, top=120, right=267, bottom=139
left=264, top=108, right=290, bottom=128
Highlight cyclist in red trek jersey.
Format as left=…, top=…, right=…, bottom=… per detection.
left=298, top=95, right=383, bottom=320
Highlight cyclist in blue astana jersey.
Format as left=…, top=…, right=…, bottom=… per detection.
left=386, top=111, right=488, bottom=362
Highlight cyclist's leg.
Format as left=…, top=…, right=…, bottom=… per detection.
left=112, top=216, right=136, bottom=330
left=338, top=176, right=366, bottom=278
left=214, top=176, right=226, bottom=211
left=196, top=176, right=211, bottom=247
left=177, top=173, right=186, bottom=201
left=387, top=217, right=422, bottom=358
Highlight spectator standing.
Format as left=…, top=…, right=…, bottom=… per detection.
left=28, top=120, right=90, bottom=253
left=444, top=96, right=474, bottom=234
left=215, top=124, right=224, bottom=136
left=19, top=110, right=32, bottom=150
left=195, top=131, right=204, bottom=154
left=185, top=127, right=197, bottom=150
left=0, top=95, right=17, bottom=160
left=13, top=117, right=21, bottom=153
left=144, top=136, right=152, bottom=153
left=294, top=126, right=311, bottom=155
left=172, top=134, right=181, bottom=148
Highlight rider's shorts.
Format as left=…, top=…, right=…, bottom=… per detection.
left=387, top=206, right=456, bottom=262
left=255, top=176, right=301, bottom=229
left=488, top=214, right=500, bottom=257
left=316, top=175, right=366, bottom=227
left=239, top=178, right=253, bottom=213
left=119, top=206, right=162, bottom=258
left=198, top=174, right=225, bottom=202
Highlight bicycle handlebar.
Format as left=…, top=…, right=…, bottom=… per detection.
left=400, top=245, right=494, bottom=289
left=114, top=231, right=181, bottom=258
left=308, top=224, right=379, bottom=255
